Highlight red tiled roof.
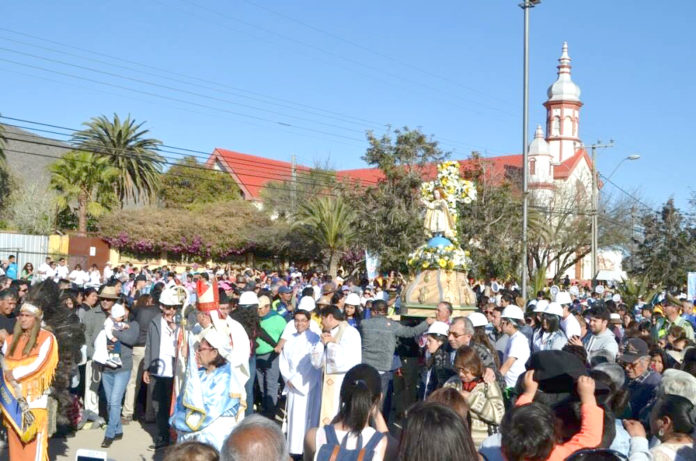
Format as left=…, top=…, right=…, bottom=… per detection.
left=208, top=148, right=311, bottom=200
left=553, top=148, right=591, bottom=179
left=208, top=147, right=590, bottom=200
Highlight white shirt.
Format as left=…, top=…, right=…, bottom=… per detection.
left=155, top=316, right=177, bottom=378
left=561, top=314, right=582, bottom=339
left=55, top=264, right=69, bottom=280
left=503, top=330, right=530, bottom=388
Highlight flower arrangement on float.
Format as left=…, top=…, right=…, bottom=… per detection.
left=408, top=161, right=477, bottom=273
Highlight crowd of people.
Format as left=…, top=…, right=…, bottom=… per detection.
left=0, top=256, right=695, bottom=461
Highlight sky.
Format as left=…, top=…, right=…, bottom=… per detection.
left=2, top=0, right=695, bottom=211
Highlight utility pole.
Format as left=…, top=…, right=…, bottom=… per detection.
left=589, top=140, right=614, bottom=287
left=520, top=0, right=540, bottom=300
left=291, top=154, right=297, bottom=212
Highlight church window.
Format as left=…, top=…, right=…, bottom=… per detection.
left=563, top=116, right=573, bottom=136
left=551, top=117, right=560, bottom=136
left=530, top=159, right=536, bottom=175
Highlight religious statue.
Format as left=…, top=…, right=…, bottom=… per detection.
left=421, top=188, right=456, bottom=240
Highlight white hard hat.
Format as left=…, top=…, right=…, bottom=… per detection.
left=555, top=291, right=572, bottom=305
left=426, top=321, right=450, bottom=337
left=345, top=293, right=361, bottom=306
left=501, top=305, right=524, bottom=321
left=468, top=312, right=488, bottom=328
left=534, top=299, right=550, bottom=313
left=239, top=291, right=259, bottom=306
left=545, top=302, right=563, bottom=317
left=298, top=296, right=316, bottom=312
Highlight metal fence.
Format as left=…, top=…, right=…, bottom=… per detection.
left=0, top=232, right=51, bottom=274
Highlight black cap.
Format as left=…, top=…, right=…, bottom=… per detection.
left=619, top=338, right=649, bottom=363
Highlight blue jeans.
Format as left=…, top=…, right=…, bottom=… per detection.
left=102, top=369, right=131, bottom=439
left=245, top=355, right=256, bottom=416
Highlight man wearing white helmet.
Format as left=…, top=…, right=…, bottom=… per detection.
left=557, top=291, right=581, bottom=340
left=499, top=305, right=530, bottom=391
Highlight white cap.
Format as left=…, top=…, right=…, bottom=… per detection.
left=201, top=328, right=233, bottom=361
left=612, top=294, right=621, bottom=303
left=501, top=305, right=524, bottom=321
left=427, top=321, right=450, bottom=337
left=239, top=291, right=259, bottom=306
left=545, top=302, right=563, bottom=317
left=298, top=296, right=316, bottom=312
left=555, top=291, right=572, bottom=305
left=534, top=299, right=550, bottom=313
left=468, top=312, right=488, bottom=328
left=610, top=312, right=621, bottom=322
left=345, top=293, right=361, bottom=306
left=111, top=303, right=126, bottom=319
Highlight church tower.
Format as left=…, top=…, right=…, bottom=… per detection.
left=544, top=42, right=582, bottom=163
left=528, top=125, right=554, bottom=205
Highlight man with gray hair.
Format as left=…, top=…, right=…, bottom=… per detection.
left=448, top=316, right=504, bottom=390
left=221, top=414, right=289, bottom=461
left=618, top=338, right=661, bottom=420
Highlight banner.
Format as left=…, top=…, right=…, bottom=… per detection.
left=688, top=272, right=696, bottom=301
left=365, top=250, right=379, bottom=281
left=0, top=370, right=31, bottom=440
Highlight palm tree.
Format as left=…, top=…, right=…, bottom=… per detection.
left=50, top=151, right=119, bottom=234
left=72, top=114, right=163, bottom=205
left=294, top=196, right=357, bottom=277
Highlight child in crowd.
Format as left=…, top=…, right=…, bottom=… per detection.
left=93, top=303, right=129, bottom=368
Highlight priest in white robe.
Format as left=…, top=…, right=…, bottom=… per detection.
left=279, top=309, right=324, bottom=456
left=317, top=305, right=362, bottom=425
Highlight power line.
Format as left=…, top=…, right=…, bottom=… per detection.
left=598, top=173, right=654, bottom=213
left=2, top=131, right=379, bottom=193
left=240, top=0, right=514, bottom=109
left=1, top=117, right=381, bottom=187
left=0, top=28, right=499, bottom=154
left=174, top=0, right=516, bottom=119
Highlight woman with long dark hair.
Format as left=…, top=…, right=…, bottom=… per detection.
left=532, top=303, right=568, bottom=352
left=304, top=364, right=394, bottom=461
left=420, top=322, right=454, bottom=399
left=398, top=402, right=479, bottom=461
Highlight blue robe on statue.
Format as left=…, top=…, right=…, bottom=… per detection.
left=170, top=337, right=243, bottom=452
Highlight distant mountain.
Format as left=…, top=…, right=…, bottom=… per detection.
left=2, top=124, right=69, bottom=187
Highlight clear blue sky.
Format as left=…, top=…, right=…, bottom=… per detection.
left=2, top=0, right=694, bottom=211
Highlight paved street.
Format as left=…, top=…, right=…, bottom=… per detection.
left=0, top=422, right=164, bottom=461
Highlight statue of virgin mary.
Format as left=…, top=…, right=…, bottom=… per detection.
left=422, top=188, right=456, bottom=240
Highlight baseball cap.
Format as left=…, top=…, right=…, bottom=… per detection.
left=619, top=338, right=649, bottom=363
left=278, top=286, right=292, bottom=294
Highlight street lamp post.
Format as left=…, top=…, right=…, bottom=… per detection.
left=590, top=144, right=639, bottom=286
left=520, top=0, right=540, bottom=301
left=590, top=140, right=613, bottom=288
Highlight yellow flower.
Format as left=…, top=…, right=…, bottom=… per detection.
left=464, top=250, right=470, bottom=257
left=438, top=258, right=447, bottom=268
left=422, top=261, right=430, bottom=269
left=447, top=261, right=455, bottom=270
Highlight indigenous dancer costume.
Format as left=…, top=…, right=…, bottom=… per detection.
left=0, top=302, right=59, bottom=461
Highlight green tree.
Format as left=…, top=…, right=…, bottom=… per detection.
left=294, top=196, right=357, bottom=277
left=72, top=114, right=163, bottom=205
left=159, top=156, right=241, bottom=208
left=456, top=154, right=525, bottom=279
left=50, top=151, right=118, bottom=234
left=630, top=199, right=696, bottom=289
left=353, top=127, right=447, bottom=271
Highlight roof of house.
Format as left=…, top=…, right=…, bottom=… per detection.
left=207, top=147, right=591, bottom=200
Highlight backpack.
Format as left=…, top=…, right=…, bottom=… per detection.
left=316, top=425, right=385, bottom=461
